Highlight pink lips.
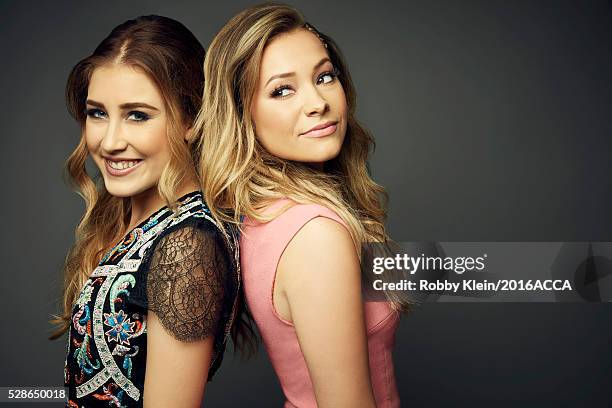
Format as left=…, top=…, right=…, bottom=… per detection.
left=104, top=159, right=143, bottom=177
left=300, top=121, right=338, bottom=138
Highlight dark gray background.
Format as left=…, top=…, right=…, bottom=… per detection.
left=1, top=0, right=611, bottom=406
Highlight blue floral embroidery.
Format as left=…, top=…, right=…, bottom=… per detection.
left=104, top=310, right=135, bottom=345
left=65, top=191, right=237, bottom=406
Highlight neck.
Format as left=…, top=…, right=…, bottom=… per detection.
left=127, top=179, right=200, bottom=233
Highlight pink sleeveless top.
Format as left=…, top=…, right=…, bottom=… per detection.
left=241, top=200, right=400, bottom=407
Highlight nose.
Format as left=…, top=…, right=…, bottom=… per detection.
left=302, top=85, right=329, bottom=116
left=100, top=120, right=128, bottom=153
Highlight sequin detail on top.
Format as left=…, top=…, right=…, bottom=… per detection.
left=64, top=191, right=240, bottom=407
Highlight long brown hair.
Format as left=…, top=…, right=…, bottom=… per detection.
left=193, top=3, right=410, bottom=310
left=49, top=16, right=237, bottom=341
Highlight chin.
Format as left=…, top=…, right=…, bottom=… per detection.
left=103, top=180, right=150, bottom=198
left=305, top=143, right=342, bottom=163
left=104, top=185, right=136, bottom=198
left=273, top=137, right=344, bottom=164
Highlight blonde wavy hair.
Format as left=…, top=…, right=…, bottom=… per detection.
left=49, top=16, right=206, bottom=340
left=193, top=3, right=409, bottom=309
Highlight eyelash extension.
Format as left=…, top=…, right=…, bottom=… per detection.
left=318, top=67, right=340, bottom=83
left=85, top=108, right=106, bottom=119
left=270, top=84, right=292, bottom=98
left=127, top=111, right=150, bottom=121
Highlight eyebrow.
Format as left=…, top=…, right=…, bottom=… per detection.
left=86, top=99, right=160, bottom=111
left=264, top=57, right=332, bottom=87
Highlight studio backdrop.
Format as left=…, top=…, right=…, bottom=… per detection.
left=1, top=0, right=611, bottom=406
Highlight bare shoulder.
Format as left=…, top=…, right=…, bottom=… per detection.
left=279, top=215, right=360, bottom=291
left=291, top=214, right=353, bottom=252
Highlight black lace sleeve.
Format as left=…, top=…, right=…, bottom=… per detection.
left=141, top=223, right=231, bottom=343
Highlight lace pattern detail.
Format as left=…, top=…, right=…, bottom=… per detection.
left=66, top=191, right=239, bottom=406
left=146, top=225, right=229, bottom=343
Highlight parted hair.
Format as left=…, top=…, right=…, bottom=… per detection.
left=50, top=16, right=257, bottom=350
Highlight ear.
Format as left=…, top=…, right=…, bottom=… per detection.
left=184, top=127, right=193, bottom=143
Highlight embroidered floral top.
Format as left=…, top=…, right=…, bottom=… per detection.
left=64, top=191, right=239, bottom=408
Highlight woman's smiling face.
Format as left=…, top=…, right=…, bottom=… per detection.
left=250, top=28, right=348, bottom=165
left=85, top=63, right=170, bottom=198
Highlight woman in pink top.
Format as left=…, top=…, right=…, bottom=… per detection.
left=193, top=4, right=408, bottom=407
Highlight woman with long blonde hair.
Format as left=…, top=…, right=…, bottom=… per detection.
left=194, top=4, right=404, bottom=407
left=50, top=15, right=242, bottom=407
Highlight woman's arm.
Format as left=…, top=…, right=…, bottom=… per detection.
left=141, top=225, right=227, bottom=407
left=277, top=216, right=376, bottom=408
left=143, top=312, right=213, bottom=407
